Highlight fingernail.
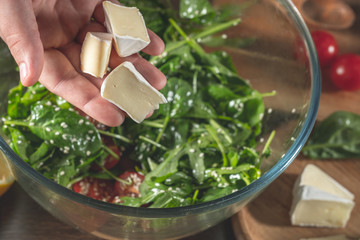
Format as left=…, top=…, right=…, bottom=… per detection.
left=19, top=62, right=27, bottom=81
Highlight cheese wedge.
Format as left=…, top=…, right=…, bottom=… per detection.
left=100, top=61, right=167, bottom=123
left=293, top=164, right=354, bottom=201
left=290, top=164, right=355, bottom=228
left=103, top=1, right=150, bottom=57
left=290, top=185, right=354, bottom=227
left=300, top=234, right=350, bottom=240
left=80, top=32, right=113, bottom=78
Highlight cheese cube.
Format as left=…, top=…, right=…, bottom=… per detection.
left=100, top=61, right=167, bottom=123
left=300, top=234, right=350, bottom=240
left=290, top=164, right=355, bottom=228
left=103, top=1, right=150, bottom=57
left=80, top=32, right=112, bottom=78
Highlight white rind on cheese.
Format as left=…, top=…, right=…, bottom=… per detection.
left=103, top=1, right=150, bottom=57
left=300, top=234, right=350, bottom=240
left=80, top=32, right=113, bottom=78
left=290, top=185, right=354, bottom=228
left=293, top=164, right=354, bottom=200
left=100, top=61, right=166, bottom=123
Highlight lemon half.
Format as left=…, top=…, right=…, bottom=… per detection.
left=0, top=152, right=14, bottom=197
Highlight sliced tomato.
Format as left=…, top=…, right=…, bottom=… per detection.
left=114, top=171, right=145, bottom=198
left=73, top=177, right=115, bottom=202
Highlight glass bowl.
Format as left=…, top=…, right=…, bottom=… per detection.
left=0, top=0, right=320, bottom=239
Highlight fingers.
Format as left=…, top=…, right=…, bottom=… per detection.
left=142, top=30, right=165, bottom=56
left=59, top=42, right=103, bottom=89
left=93, top=0, right=120, bottom=24
left=0, top=0, right=44, bottom=86
left=76, top=21, right=167, bottom=90
left=39, top=49, right=125, bottom=127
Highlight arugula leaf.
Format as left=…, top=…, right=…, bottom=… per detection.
left=303, top=111, right=360, bottom=159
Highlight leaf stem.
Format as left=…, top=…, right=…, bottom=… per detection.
left=260, top=90, right=277, bottom=98
left=155, top=115, right=170, bottom=143
left=139, top=135, right=168, bottom=151
left=99, top=165, right=131, bottom=185
left=262, top=130, right=276, bottom=156
left=150, top=18, right=241, bottom=64
left=143, top=120, right=164, bottom=128
left=192, top=189, right=199, bottom=204
left=98, top=129, right=132, bottom=144
left=102, top=144, right=119, bottom=160
left=4, top=120, right=29, bottom=128
left=169, top=18, right=206, bottom=56
left=196, top=18, right=241, bottom=40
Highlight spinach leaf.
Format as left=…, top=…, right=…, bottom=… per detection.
left=7, top=83, right=26, bottom=119
left=6, top=102, right=102, bottom=158
left=186, top=143, right=205, bottom=183
left=159, top=78, right=195, bottom=118
left=239, top=93, right=265, bottom=127
left=1, top=0, right=274, bottom=208
left=8, top=127, right=30, bottom=161
left=207, top=84, right=238, bottom=101
left=303, top=111, right=360, bottom=159
left=179, top=0, right=215, bottom=22
left=29, top=142, right=53, bottom=165
left=144, top=146, right=185, bottom=181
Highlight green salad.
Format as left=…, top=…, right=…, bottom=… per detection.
left=2, top=0, right=275, bottom=207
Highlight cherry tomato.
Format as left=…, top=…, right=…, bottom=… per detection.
left=330, top=54, right=360, bottom=91
left=113, top=171, right=145, bottom=199
left=73, top=177, right=115, bottom=202
left=294, top=30, right=339, bottom=67
left=311, top=30, right=338, bottom=67
left=92, top=144, right=121, bottom=171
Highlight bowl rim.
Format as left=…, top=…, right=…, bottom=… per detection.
left=0, top=0, right=321, bottom=218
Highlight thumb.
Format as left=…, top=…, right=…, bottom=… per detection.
left=0, top=0, right=44, bottom=87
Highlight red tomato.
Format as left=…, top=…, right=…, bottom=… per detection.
left=113, top=171, right=145, bottom=199
left=92, top=144, right=121, bottom=171
left=330, top=54, right=360, bottom=91
left=311, top=30, right=338, bottom=67
left=73, top=177, right=115, bottom=202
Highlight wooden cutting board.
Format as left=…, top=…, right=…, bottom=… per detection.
left=232, top=158, right=360, bottom=240
left=232, top=2, right=360, bottom=238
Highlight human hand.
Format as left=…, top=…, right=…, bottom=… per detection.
left=0, top=0, right=166, bottom=126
